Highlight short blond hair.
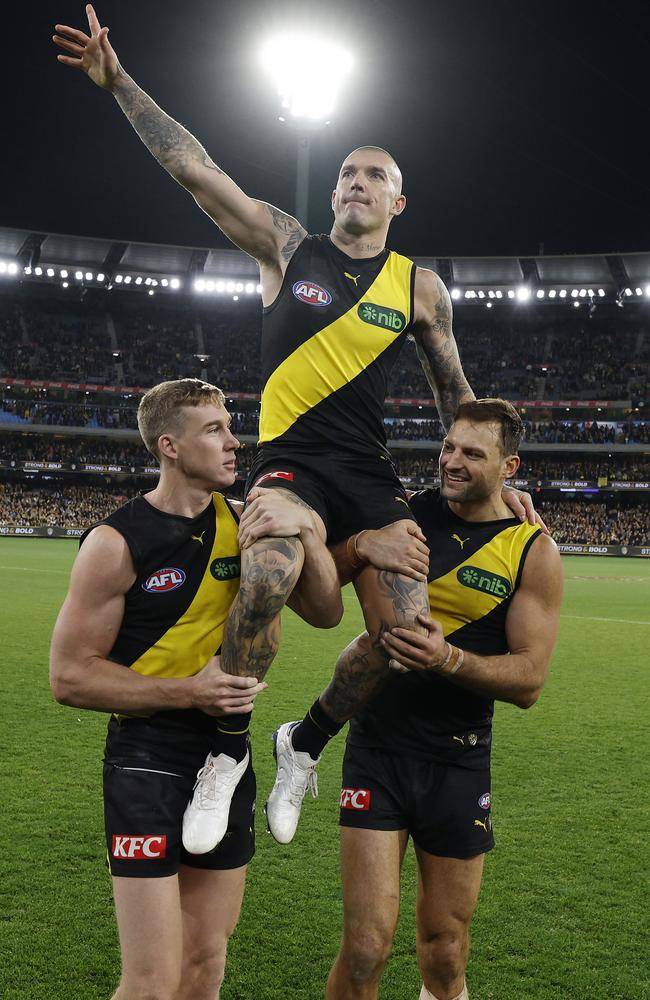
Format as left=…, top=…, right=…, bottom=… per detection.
left=137, top=378, right=226, bottom=459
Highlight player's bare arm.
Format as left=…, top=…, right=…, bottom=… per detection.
left=411, top=268, right=475, bottom=431
left=381, top=533, right=563, bottom=707
left=50, top=525, right=264, bottom=715
left=53, top=5, right=306, bottom=280
left=236, top=488, right=343, bottom=627
left=330, top=520, right=430, bottom=585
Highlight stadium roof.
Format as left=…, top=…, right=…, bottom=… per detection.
left=2, top=226, right=650, bottom=297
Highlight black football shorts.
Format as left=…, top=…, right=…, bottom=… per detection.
left=246, top=447, right=416, bottom=545
left=103, top=713, right=256, bottom=878
left=339, top=743, right=494, bottom=858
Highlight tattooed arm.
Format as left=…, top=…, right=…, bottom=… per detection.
left=53, top=5, right=306, bottom=266
left=411, top=268, right=475, bottom=431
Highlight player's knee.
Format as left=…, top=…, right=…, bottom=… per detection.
left=239, top=536, right=304, bottom=610
left=417, top=928, right=467, bottom=986
left=179, top=939, right=227, bottom=998
left=341, top=924, right=394, bottom=985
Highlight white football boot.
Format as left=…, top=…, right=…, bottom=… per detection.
left=265, top=722, right=319, bottom=844
left=182, top=750, right=249, bottom=854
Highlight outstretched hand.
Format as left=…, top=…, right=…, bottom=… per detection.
left=54, top=4, right=120, bottom=91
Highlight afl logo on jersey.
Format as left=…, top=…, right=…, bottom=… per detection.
left=142, top=567, right=186, bottom=593
left=292, top=280, right=332, bottom=306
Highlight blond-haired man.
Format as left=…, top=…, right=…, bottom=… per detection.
left=50, top=378, right=340, bottom=1000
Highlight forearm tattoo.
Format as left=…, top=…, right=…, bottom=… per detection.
left=266, top=205, right=307, bottom=261
left=221, top=537, right=302, bottom=681
left=416, top=274, right=474, bottom=432
left=113, top=68, right=223, bottom=180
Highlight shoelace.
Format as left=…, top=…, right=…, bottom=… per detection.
left=285, top=759, right=319, bottom=807
left=194, top=762, right=238, bottom=808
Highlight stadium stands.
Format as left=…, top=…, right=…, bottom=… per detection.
left=1, top=236, right=648, bottom=548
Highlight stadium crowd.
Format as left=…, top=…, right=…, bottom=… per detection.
left=540, top=501, right=649, bottom=546
left=2, top=292, right=649, bottom=402
left=1, top=484, right=647, bottom=546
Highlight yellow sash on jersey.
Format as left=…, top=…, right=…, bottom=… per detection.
left=429, top=520, right=539, bottom=638
left=130, top=493, right=239, bottom=680
left=259, top=250, right=413, bottom=443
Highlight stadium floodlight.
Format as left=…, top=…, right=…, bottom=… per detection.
left=598, top=289, right=605, bottom=297
left=635, top=287, right=643, bottom=296
left=60, top=269, right=68, bottom=278
left=194, top=279, right=206, bottom=293
left=216, top=280, right=225, bottom=293
left=256, top=283, right=262, bottom=293
left=245, top=282, right=255, bottom=294
left=8, top=262, right=18, bottom=275
left=34, top=266, right=43, bottom=276
left=624, top=287, right=632, bottom=296
left=124, top=276, right=132, bottom=284
left=260, top=31, right=353, bottom=228
left=495, top=290, right=503, bottom=299
left=115, top=274, right=123, bottom=283
left=46, top=268, right=55, bottom=277
left=579, top=289, right=587, bottom=297
left=170, top=278, right=181, bottom=290
left=573, top=301, right=580, bottom=308
left=24, top=266, right=32, bottom=275
left=549, top=289, right=557, bottom=298
left=536, top=290, right=545, bottom=299
left=260, top=32, right=353, bottom=123
left=75, top=270, right=83, bottom=280
left=135, top=276, right=143, bottom=285
left=62, top=281, right=69, bottom=288
left=148, top=289, right=155, bottom=296
left=161, top=278, right=169, bottom=287
left=507, top=289, right=516, bottom=299
left=85, top=271, right=93, bottom=281
left=645, top=285, right=650, bottom=297
left=451, top=288, right=461, bottom=300
left=226, top=281, right=235, bottom=293
left=0, top=262, right=6, bottom=273
left=559, top=289, right=567, bottom=298
left=486, top=302, right=492, bottom=309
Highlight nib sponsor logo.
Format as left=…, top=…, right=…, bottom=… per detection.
left=340, top=787, right=371, bottom=810
left=111, top=835, right=167, bottom=859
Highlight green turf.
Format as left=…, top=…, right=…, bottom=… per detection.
left=1, top=542, right=649, bottom=999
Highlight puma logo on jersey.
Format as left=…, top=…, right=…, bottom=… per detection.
left=452, top=533, right=470, bottom=549
left=452, top=735, right=465, bottom=746
left=344, top=271, right=361, bottom=286
left=394, top=496, right=409, bottom=507
left=474, top=819, right=488, bottom=832
left=191, top=531, right=206, bottom=545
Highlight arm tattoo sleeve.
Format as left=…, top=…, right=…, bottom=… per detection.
left=113, top=68, right=223, bottom=183
left=266, top=205, right=307, bottom=262
left=415, top=273, right=475, bottom=432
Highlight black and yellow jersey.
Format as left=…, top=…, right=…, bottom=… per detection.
left=349, top=489, right=542, bottom=767
left=259, top=234, right=415, bottom=456
left=80, top=492, right=240, bottom=719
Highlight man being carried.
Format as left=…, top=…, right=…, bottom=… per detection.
left=53, top=9, right=538, bottom=854
left=322, top=399, right=563, bottom=1000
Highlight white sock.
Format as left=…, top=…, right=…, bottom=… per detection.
left=419, top=981, right=469, bottom=1000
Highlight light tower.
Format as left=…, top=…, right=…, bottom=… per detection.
left=260, top=32, right=354, bottom=229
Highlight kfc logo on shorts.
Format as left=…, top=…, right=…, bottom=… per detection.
left=111, top=835, right=167, bottom=859
left=292, top=280, right=332, bottom=306
left=254, top=470, right=295, bottom=487
left=478, top=793, right=491, bottom=810
left=340, top=788, right=371, bottom=810
left=142, top=568, right=186, bottom=593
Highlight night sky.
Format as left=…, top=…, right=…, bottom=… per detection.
left=7, top=0, right=650, bottom=259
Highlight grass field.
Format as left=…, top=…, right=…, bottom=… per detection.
left=1, top=539, right=649, bottom=1000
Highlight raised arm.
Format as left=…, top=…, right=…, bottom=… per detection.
left=411, top=268, right=475, bottom=431
left=53, top=5, right=306, bottom=268
left=50, top=525, right=264, bottom=715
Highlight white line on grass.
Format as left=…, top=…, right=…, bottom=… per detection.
left=0, top=564, right=69, bottom=574
left=562, top=613, right=650, bottom=626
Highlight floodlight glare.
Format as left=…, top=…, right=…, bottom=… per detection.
left=170, top=278, right=180, bottom=290
left=8, top=263, right=18, bottom=275
left=451, top=288, right=461, bottom=300
left=260, top=33, right=353, bottom=122
left=516, top=287, right=530, bottom=301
